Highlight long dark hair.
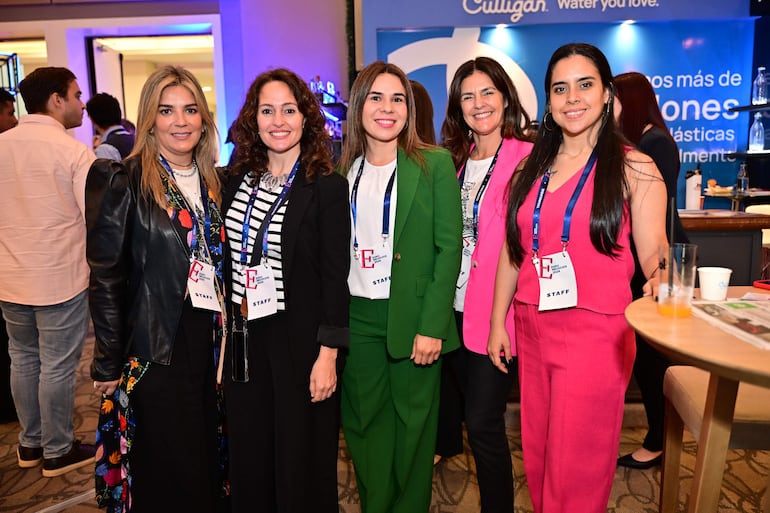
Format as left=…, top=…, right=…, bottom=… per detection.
left=229, top=68, right=333, bottom=182
left=614, top=71, right=676, bottom=149
left=505, top=43, right=627, bottom=266
left=441, top=57, right=532, bottom=169
left=410, top=80, right=436, bottom=145
left=338, top=61, right=430, bottom=174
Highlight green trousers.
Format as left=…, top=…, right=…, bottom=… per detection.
left=341, top=297, right=441, bottom=513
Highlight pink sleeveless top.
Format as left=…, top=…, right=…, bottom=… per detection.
left=515, top=164, right=634, bottom=314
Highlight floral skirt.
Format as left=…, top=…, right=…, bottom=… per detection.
left=94, top=357, right=147, bottom=513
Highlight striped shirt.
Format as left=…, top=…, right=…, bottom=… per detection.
left=225, top=173, right=287, bottom=310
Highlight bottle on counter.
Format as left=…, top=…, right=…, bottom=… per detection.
left=736, top=162, right=749, bottom=194
left=749, top=112, right=765, bottom=152
left=753, top=66, right=767, bottom=105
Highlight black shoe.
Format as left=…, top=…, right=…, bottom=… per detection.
left=617, top=452, right=662, bottom=470
left=42, top=440, right=95, bottom=477
left=17, top=446, right=43, bottom=468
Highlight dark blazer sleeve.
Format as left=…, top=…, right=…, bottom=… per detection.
left=316, top=172, right=351, bottom=348
left=86, top=158, right=134, bottom=382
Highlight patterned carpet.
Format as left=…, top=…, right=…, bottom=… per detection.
left=1, top=340, right=768, bottom=513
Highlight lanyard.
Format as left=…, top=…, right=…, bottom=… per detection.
left=531, top=147, right=598, bottom=257
left=159, top=156, right=210, bottom=256
left=350, top=157, right=397, bottom=258
left=457, top=141, right=502, bottom=240
left=240, top=158, right=300, bottom=265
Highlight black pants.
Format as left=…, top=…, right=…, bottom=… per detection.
left=129, top=303, right=223, bottom=513
left=633, top=333, right=671, bottom=451
left=224, top=310, right=342, bottom=513
left=435, top=346, right=464, bottom=457
left=444, top=312, right=515, bottom=513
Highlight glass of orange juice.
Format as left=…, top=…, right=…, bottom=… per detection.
left=657, top=243, right=697, bottom=317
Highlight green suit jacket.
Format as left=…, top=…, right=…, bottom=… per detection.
left=385, top=147, right=462, bottom=358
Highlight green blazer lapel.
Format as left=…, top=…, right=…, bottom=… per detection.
left=394, top=147, right=420, bottom=247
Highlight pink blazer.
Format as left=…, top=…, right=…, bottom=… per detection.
left=459, top=137, right=533, bottom=355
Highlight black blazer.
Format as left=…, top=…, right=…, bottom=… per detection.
left=86, top=157, right=207, bottom=381
left=222, top=166, right=351, bottom=382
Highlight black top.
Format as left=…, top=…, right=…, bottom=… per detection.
left=630, top=126, right=689, bottom=298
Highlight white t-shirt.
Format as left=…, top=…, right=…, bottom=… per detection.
left=172, top=167, right=204, bottom=214
left=455, top=155, right=493, bottom=311
left=347, top=156, right=398, bottom=300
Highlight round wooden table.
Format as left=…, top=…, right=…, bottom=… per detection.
left=625, top=286, right=770, bottom=513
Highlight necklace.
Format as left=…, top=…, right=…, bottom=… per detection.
left=260, top=172, right=289, bottom=192
left=173, top=161, right=199, bottom=179
left=163, top=155, right=194, bottom=168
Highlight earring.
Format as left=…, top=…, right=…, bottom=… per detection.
left=149, top=128, right=154, bottom=135
left=542, top=111, right=555, bottom=132
left=601, top=102, right=611, bottom=122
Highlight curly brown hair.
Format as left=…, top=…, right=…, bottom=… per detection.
left=229, top=68, right=333, bottom=183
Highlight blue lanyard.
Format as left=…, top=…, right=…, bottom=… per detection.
left=240, top=158, right=300, bottom=265
left=531, top=148, right=598, bottom=257
left=350, top=157, right=397, bottom=259
left=159, top=156, right=210, bottom=256
left=457, top=141, right=502, bottom=240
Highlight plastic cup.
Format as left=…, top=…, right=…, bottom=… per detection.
left=657, top=243, right=698, bottom=317
left=698, top=267, right=732, bottom=301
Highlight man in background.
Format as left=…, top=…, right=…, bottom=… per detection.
left=0, top=87, right=18, bottom=424
left=0, top=88, right=18, bottom=133
left=0, top=67, right=96, bottom=477
left=86, top=92, right=134, bottom=160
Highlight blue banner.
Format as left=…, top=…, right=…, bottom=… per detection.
left=362, top=0, right=751, bottom=64
left=378, top=20, right=755, bottom=206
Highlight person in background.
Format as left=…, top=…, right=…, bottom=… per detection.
left=0, top=88, right=18, bottom=133
left=87, top=65, right=227, bottom=512
left=411, top=78, right=465, bottom=466
left=86, top=92, right=135, bottom=161
left=338, top=61, right=462, bottom=513
left=222, top=68, right=350, bottom=513
left=614, top=70, right=688, bottom=470
left=409, top=80, right=436, bottom=145
left=0, top=67, right=96, bottom=476
left=488, top=43, right=669, bottom=513
left=440, top=56, right=533, bottom=513
left=120, top=117, right=136, bottom=135
left=0, top=87, right=18, bottom=424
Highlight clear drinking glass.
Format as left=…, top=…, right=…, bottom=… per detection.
left=657, top=243, right=698, bottom=317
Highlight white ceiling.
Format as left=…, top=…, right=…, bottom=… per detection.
left=0, top=34, right=215, bottom=113
left=0, top=34, right=213, bottom=76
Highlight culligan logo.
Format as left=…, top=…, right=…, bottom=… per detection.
left=388, top=27, right=538, bottom=120
left=462, top=0, right=547, bottom=23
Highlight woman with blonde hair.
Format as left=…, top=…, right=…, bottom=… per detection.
left=87, top=65, right=227, bottom=513
left=339, top=61, right=462, bottom=513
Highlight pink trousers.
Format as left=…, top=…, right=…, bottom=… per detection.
left=515, top=302, right=635, bottom=513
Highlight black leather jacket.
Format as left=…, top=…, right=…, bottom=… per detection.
left=86, top=157, right=193, bottom=382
